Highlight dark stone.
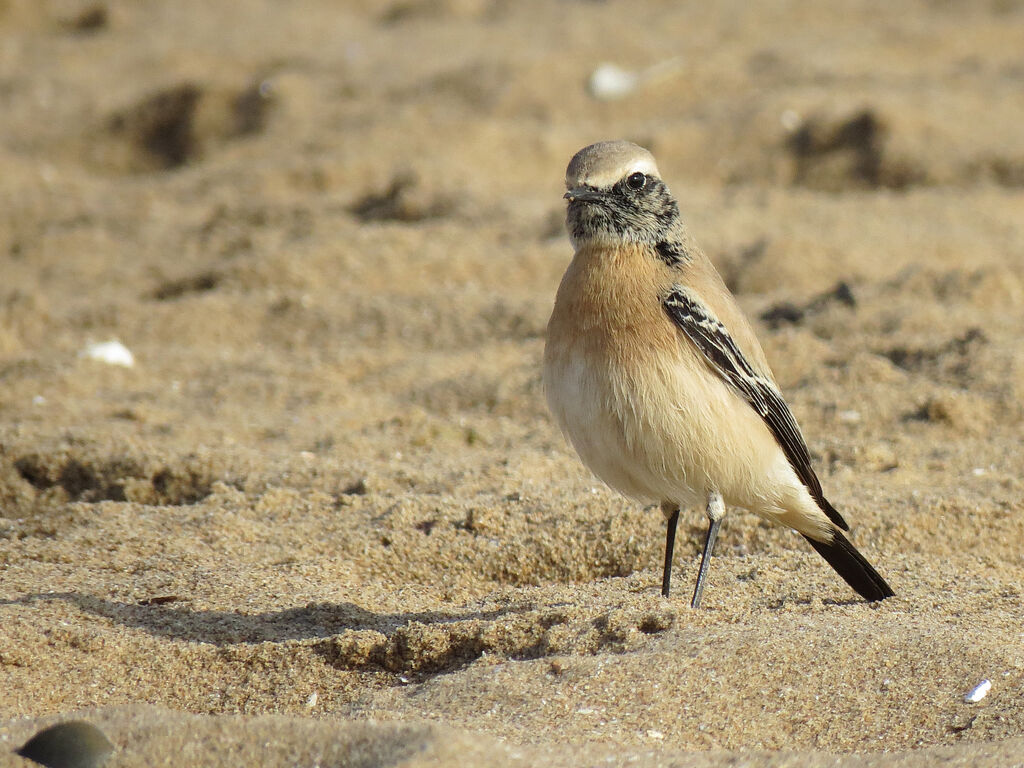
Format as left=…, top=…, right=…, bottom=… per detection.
left=17, top=721, right=113, bottom=768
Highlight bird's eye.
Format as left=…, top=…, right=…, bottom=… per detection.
left=625, top=172, right=646, bottom=190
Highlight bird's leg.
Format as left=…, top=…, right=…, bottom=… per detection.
left=690, top=491, right=725, bottom=609
left=660, top=502, right=680, bottom=597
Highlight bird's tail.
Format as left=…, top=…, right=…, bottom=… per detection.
left=802, top=530, right=894, bottom=602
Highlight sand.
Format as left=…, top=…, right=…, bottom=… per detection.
left=1, top=0, right=1023, bottom=764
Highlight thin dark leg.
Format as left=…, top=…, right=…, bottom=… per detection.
left=661, top=507, right=679, bottom=598
left=690, top=491, right=725, bottom=609
left=690, top=516, right=722, bottom=609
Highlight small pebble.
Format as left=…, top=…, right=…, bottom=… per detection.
left=964, top=679, right=991, bottom=703
left=80, top=340, right=135, bottom=368
left=780, top=109, right=802, bottom=131
left=587, top=58, right=684, bottom=100
left=587, top=63, right=639, bottom=100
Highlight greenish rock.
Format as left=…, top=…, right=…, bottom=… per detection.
left=16, top=721, right=114, bottom=768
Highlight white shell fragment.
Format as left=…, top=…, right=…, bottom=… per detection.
left=81, top=340, right=135, bottom=368
left=588, top=64, right=639, bottom=100
left=780, top=109, right=802, bottom=132
left=964, top=679, right=991, bottom=703
left=587, top=57, right=684, bottom=101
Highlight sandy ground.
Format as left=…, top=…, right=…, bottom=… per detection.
left=1, top=0, right=1023, bottom=765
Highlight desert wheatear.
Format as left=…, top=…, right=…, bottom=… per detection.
left=543, top=141, right=893, bottom=608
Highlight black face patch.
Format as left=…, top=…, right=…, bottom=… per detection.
left=566, top=176, right=681, bottom=248
left=655, top=240, right=685, bottom=266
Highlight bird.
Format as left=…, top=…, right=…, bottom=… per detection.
left=543, top=140, right=894, bottom=608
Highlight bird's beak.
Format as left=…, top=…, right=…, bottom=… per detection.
left=564, top=186, right=606, bottom=203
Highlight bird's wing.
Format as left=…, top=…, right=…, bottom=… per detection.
left=662, top=284, right=848, bottom=530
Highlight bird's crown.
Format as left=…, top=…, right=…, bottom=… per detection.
left=565, top=141, right=661, bottom=190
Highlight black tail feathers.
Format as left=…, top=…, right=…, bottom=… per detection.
left=802, top=530, right=894, bottom=602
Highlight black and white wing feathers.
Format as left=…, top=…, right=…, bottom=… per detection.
left=662, top=285, right=848, bottom=531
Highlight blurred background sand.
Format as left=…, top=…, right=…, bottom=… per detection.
left=1, top=0, right=1023, bottom=764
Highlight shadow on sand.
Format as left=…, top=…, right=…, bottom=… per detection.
left=2, top=591, right=522, bottom=646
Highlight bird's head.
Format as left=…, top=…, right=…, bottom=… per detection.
left=564, top=141, right=680, bottom=249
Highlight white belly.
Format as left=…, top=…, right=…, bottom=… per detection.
left=545, top=352, right=698, bottom=505
left=543, top=344, right=814, bottom=524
